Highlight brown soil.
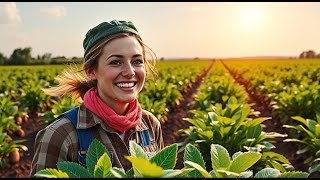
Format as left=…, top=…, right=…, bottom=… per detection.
left=162, top=60, right=214, bottom=169
left=0, top=114, right=46, bottom=178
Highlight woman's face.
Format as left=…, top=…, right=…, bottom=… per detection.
left=90, top=36, right=146, bottom=107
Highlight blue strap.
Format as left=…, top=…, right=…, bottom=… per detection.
left=139, top=130, right=151, bottom=147
left=63, top=107, right=93, bottom=166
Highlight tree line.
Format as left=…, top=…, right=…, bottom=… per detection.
left=0, top=47, right=319, bottom=66
left=299, top=50, right=320, bottom=59
left=0, top=47, right=83, bottom=65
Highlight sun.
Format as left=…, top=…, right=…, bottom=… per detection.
left=237, top=3, right=265, bottom=30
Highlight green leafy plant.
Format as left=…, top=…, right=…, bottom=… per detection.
left=42, top=96, right=80, bottom=124
left=34, top=139, right=193, bottom=178
left=179, top=96, right=290, bottom=172
left=34, top=139, right=309, bottom=178
left=183, top=143, right=308, bottom=178
left=283, top=114, right=320, bottom=174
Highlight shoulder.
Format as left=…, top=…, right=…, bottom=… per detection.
left=141, top=109, right=161, bottom=127
left=44, top=115, right=75, bottom=133
left=36, top=115, right=77, bottom=144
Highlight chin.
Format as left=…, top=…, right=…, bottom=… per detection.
left=118, top=96, right=136, bottom=103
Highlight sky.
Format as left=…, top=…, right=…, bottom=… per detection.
left=1, top=2, right=320, bottom=59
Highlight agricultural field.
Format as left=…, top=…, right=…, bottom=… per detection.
left=0, top=58, right=320, bottom=178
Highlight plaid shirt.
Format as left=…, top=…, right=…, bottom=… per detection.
left=30, top=103, right=164, bottom=177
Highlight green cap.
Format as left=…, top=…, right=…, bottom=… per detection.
left=83, top=20, right=141, bottom=58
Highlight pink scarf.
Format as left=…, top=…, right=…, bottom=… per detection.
left=83, top=87, right=141, bottom=134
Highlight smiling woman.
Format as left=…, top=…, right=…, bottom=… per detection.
left=29, top=19, right=164, bottom=177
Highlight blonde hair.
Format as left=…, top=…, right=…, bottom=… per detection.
left=43, top=33, right=158, bottom=101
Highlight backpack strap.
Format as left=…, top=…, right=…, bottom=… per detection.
left=63, top=107, right=93, bottom=166
left=138, top=117, right=151, bottom=147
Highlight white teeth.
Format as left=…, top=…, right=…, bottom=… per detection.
left=116, top=82, right=135, bottom=88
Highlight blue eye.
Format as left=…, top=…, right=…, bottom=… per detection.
left=110, top=60, right=121, bottom=65
left=133, top=59, right=143, bottom=65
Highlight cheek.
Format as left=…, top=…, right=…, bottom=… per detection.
left=137, top=68, right=146, bottom=81
left=96, top=69, right=118, bottom=83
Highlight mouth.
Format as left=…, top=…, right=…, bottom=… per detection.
left=115, top=82, right=137, bottom=88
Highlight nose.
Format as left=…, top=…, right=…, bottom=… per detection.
left=122, top=63, right=135, bottom=78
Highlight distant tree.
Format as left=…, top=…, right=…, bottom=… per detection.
left=316, top=53, right=320, bottom=58
left=0, top=52, right=8, bottom=65
left=299, top=51, right=308, bottom=59
left=306, top=50, right=316, bottom=58
left=299, top=50, right=316, bottom=59
left=8, top=47, right=32, bottom=65
left=40, top=53, right=52, bottom=61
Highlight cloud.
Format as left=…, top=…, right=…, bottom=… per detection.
left=39, top=6, right=67, bottom=17
left=0, top=2, right=21, bottom=24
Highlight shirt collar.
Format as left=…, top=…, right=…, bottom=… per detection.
left=77, top=103, right=148, bottom=133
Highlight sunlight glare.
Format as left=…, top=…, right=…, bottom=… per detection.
left=238, top=3, right=265, bottom=30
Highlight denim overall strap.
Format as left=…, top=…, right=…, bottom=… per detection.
left=63, top=107, right=93, bottom=166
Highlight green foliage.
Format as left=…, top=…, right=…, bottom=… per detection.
left=42, top=97, right=80, bottom=124
left=179, top=96, right=290, bottom=172
left=34, top=139, right=309, bottom=178
left=34, top=139, right=190, bottom=178
left=184, top=143, right=308, bottom=178
left=283, top=114, right=320, bottom=174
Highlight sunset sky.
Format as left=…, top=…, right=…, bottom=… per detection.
left=1, top=2, right=320, bottom=59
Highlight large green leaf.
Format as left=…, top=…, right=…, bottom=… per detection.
left=262, top=151, right=290, bottom=164
left=56, top=161, right=90, bottom=178
left=210, top=144, right=231, bottom=170
left=216, top=116, right=234, bottom=126
left=229, top=152, right=261, bottom=173
left=129, top=141, right=148, bottom=159
left=94, top=153, right=113, bottom=178
left=315, top=124, right=320, bottom=138
left=186, top=119, right=207, bottom=130
left=254, top=168, right=280, bottom=178
left=150, top=143, right=177, bottom=169
left=216, top=169, right=240, bottom=178
left=184, top=161, right=211, bottom=178
left=86, top=139, right=108, bottom=176
left=184, top=143, right=206, bottom=168
left=183, top=143, right=206, bottom=178
left=306, top=119, right=317, bottom=133
left=34, top=168, right=69, bottom=178
left=269, top=161, right=286, bottom=173
left=198, top=130, right=214, bottom=139
left=125, top=156, right=163, bottom=177
left=297, top=125, right=316, bottom=138
left=246, top=117, right=271, bottom=127
left=246, top=125, right=262, bottom=139
left=291, top=116, right=308, bottom=127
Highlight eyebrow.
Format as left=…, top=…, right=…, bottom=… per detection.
left=107, top=54, right=142, bottom=60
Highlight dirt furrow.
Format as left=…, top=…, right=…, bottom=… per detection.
left=221, top=60, right=318, bottom=177
left=162, top=60, right=214, bottom=169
